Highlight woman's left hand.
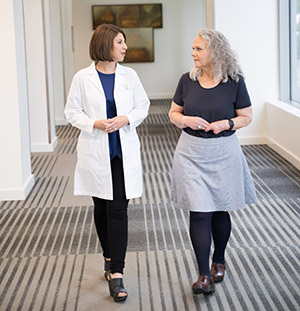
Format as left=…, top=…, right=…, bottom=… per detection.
left=205, top=107, right=253, bottom=134
left=205, top=120, right=228, bottom=134
left=105, top=115, right=129, bottom=133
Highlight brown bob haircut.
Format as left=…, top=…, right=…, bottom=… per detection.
left=89, top=24, right=126, bottom=62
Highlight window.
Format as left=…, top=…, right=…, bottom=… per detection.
left=290, top=1, right=300, bottom=104
left=280, top=0, right=300, bottom=108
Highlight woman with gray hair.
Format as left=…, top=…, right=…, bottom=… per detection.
left=169, top=29, right=257, bottom=295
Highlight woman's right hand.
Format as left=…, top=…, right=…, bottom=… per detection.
left=169, top=101, right=209, bottom=130
left=93, top=119, right=109, bottom=131
left=93, top=116, right=129, bottom=133
left=183, top=116, right=209, bottom=131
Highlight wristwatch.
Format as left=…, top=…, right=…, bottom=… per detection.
left=228, top=119, right=234, bottom=130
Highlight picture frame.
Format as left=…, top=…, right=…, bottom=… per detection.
left=123, top=28, right=154, bottom=63
left=92, top=6, right=116, bottom=28
left=92, top=4, right=162, bottom=30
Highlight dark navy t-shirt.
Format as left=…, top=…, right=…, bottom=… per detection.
left=97, top=70, right=122, bottom=159
left=173, top=73, right=252, bottom=138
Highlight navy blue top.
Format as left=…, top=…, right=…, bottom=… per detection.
left=173, top=73, right=252, bottom=138
left=97, top=70, right=122, bottom=159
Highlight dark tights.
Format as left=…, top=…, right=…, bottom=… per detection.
left=190, top=211, right=231, bottom=277
left=92, top=157, right=129, bottom=274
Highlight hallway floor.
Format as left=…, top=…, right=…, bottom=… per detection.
left=0, top=100, right=300, bottom=311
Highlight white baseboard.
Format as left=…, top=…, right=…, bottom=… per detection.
left=238, top=136, right=268, bottom=145
left=0, top=174, right=35, bottom=201
left=31, top=136, right=58, bottom=153
left=55, top=119, right=68, bottom=126
left=232, top=135, right=300, bottom=168
left=266, top=137, right=300, bottom=170
left=148, top=93, right=173, bottom=100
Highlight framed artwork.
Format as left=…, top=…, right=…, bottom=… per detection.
left=92, top=6, right=116, bottom=28
left=139, top=4, right=163, bottom=28
left=123, top=28, right=154, bottom=63
left=92, top=4, right=162, bottom=30
left=91, top=4, right=161, bottom=62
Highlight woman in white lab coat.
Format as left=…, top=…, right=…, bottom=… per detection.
left=65, top=24, right=150, bottom=302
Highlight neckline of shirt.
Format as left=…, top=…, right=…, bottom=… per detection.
left=96, top=69, right=115, bottom=76
left=197, top=79, right=222, bottom=90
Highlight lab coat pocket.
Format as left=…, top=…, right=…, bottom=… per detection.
left=121, top=132, right=141, bottom=169
left=76, top=134, right=102, bottom=170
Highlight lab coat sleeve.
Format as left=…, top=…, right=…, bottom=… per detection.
left=126, top=71, right=150, bottom=130
left=64, top=74, right=96, bottom=134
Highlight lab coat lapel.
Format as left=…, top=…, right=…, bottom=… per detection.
left=114, top=63, right=127, bottom=95
left=86, top=62, right=127, bottom=99
left=86, top=63, right=105, bottom=95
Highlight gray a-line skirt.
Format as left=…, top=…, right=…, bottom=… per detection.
left=171, top=131, right=257, bottom=212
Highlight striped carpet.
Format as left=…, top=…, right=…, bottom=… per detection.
left=0, top=99, right=300, bottom=311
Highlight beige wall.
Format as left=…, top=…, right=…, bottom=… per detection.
left=214, top=0, right=279, bottom=144
left=0, top=0, right=34, bottom=200
left=72, top=0, right=206, bottom=99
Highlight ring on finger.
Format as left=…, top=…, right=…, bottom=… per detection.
left=197, top=125, right=202, bottom=129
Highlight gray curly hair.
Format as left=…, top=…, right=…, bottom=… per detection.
left=189, top=29, right=244, bottom=83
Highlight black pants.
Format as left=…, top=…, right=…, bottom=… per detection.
left=190, top=211, right=231, bottom=277
left=92, top=157, right=129, bottom=274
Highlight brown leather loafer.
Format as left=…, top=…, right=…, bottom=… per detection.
left=211, top=263, right=225, bottom=283
left=192, top=275, right=215, bottom=295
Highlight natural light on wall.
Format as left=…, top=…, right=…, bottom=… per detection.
left=280, top=0, right=300, bottom=108
left=290, top=0, right=300, bottom=105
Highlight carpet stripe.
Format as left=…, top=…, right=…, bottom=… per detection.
left=0, top=99, right=299, bottom=310
left=255, top=145, right=300, bottom=181
left=228, top=249, right=267, bottom=310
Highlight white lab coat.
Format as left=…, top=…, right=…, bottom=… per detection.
left=64, top=62, right=150, bottom=200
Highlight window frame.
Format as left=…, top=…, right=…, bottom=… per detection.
left=279, top=0, right=300, bottom=108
